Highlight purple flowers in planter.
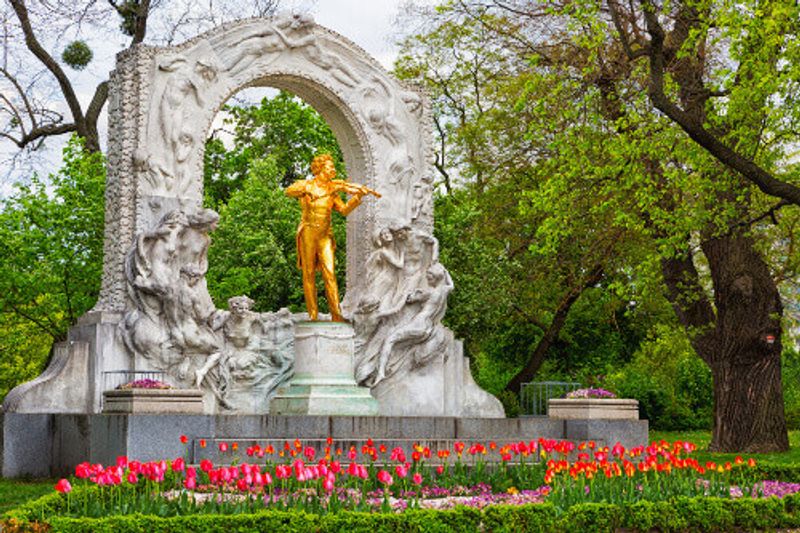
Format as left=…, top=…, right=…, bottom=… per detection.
left=565, top=388, right=617, bottom=399
left=117, top=378, right=172, bottom=390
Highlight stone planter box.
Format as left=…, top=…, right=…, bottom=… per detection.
left=103, top=388, right=204, bottom=414
left=548, top=398, right=639, bottom=420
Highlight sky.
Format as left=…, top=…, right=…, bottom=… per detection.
left=0, top=0, right=425, bottom=192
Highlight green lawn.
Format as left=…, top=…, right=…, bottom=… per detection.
left=0, top=478, right=55, bottom=513
left=650, top=430, right=800, bottom=465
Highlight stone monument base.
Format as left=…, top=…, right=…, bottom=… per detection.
left=0, top=413, right=648, bottom=477
left=270, top=322, right=379, bottom=416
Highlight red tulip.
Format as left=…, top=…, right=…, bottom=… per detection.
left=172, top=457, right=185, bottom=472
left=199, top=439, right=207, bottom=448
left=180, top=435, right=188, bottom=444
left=412, top=472, right=423, bottom=485
left=200, top=459, right=213, bottom=472
left=55, top=478, right=72, bottom=493
left=75, top=462, right=91, bottom=479
left=127, top=472, right=138, bottom=484
left=219, top=442, right=229, bottom=452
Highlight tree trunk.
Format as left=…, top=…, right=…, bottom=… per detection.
left=662, top=231, right=788, bottom=452
left=505, top=266, right=603, bottom=394
left=702, top=233, right=788, bottom=452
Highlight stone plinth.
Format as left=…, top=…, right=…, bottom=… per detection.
left=548, top=398, right=639, bottom=419
left=103, top=388, right=204, bottom=414
left=270, top=322, right=379, bottom=416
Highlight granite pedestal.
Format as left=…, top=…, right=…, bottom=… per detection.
left=270, top=322, right=379, bottom=416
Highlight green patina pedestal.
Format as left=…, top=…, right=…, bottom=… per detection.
left=269, top=321, right=379, bottom=415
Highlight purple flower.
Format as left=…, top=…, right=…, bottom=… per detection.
left=117, top=379, right=171, bottom=390
left=565, top=388, right=617, bottom=399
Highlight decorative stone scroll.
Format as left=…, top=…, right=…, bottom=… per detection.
left=5, top=13, right=502, bottom=418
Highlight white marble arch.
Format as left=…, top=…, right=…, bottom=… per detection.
left=96, top=14, right=434, bottom=314
left=4, top=14, right=503, bottom=418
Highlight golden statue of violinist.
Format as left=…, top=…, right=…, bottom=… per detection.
left=285, top=153, right=380, bottom=321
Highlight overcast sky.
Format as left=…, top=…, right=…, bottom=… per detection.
left=1, top=0, right=425, bottom=192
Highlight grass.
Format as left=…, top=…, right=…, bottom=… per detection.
left=651, top=430, right=800, bottom=465
left=2, top=431, right=799, bottom=515
left=0, top=478, right=55, bottom=513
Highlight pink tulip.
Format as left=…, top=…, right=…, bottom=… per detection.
left=263, top=472, right=273, bottom=485
left=330, top=461, right=341, bottom=474
left=412, top=473, right=423, bottom=485
left=612, top=442, right=625, bottom=457
left=116, top=456, right=128, bottom=469
left=184, top=476, right=196, bottom=490
left=377, top=469, right=393, bottom=486
left=323, top=477, right=334, bottom=492
left=186, top=466, right=197, bottom=478
left=219, top=442, right=229, bottom=452
left=395, top=464, right=408, bottom=478
left=304, top=446, right=316, bottom=460
left=436, top=465, right=444, bottom=475
left=55, top=478, right=72, bottom=493
left=127, top=472, right=138, bottom=484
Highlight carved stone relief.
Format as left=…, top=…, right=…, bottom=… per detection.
left=120, top=209, right=295, bottom=412
left=349, top=224, right=447, bottom=387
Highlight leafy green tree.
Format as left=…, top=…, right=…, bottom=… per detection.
left=0, top=137, right=105, bottom=399
left=204, top=91, right=345, bottom=208
left=398, top=0, right=800, bottom=450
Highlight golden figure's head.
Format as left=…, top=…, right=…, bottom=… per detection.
left=311, top=153, right=336, bottom=181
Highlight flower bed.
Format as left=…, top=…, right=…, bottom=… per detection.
left=5, top=437, right=800, bottom=531
left=116, top=379, right=172, bottom=390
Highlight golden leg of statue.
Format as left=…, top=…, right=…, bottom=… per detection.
left=318, top=235, right=343, bottom=322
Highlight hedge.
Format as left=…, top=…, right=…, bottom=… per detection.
left=6, top=492, right=800, bottom=532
